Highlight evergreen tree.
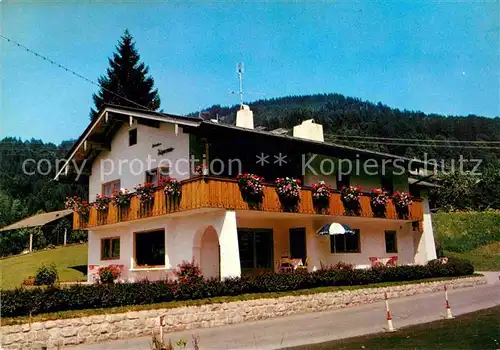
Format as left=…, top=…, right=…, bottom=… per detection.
left=90, top=29, right=161, bottom=120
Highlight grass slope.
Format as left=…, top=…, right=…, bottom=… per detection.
left=0, top=243, right=88, bottom=290
left=445, top=242, right=500, bottom=271
left=288, top=305, right=500, bottom=350
left=433, top=211, right=500, bottom=270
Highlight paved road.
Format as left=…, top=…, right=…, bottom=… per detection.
left=72, top=273, right=499, bottom=350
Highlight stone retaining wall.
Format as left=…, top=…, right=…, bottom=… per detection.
left=1, top=276, right=486, bottom=349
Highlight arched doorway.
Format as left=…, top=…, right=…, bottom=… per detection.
left=198, top=226, right=220, bottom=280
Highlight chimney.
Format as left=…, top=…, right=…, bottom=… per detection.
left=293, top=119, right=324, bottom=142
left=235, top=104, right=254, bottom=129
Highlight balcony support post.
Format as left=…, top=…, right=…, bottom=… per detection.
left=217, top=210, right=241, bottom=279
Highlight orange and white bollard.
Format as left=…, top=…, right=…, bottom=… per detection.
left=444, top=285, right=454, bottom=319
left=384, top=292, right=396, bottom=332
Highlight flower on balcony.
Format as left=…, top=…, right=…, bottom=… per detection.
left=392, top=191, right=412, bottom=219
left=237, top=173, right=264, bottom=203
left=160, top=176, right=181, bottom=198
left=340, top=185, right=362, bottom=203
left=135, top=182, right=156, bottom=203
left=370, top=188, right=388, bottom=217
left=64, top=196, right=90, bottom=217
left=340, top=185, right=362, bottom=216
left=392, top=191, right=413, bottom=208
left=312, top=181, right=331, bottom=210
left=275, top=177, right=301, bottom=205
left=93, top=194, right=111, bottom=211
left=195, top=163, right=208, bottom=176
left=111, top=188, right=133, bottom=208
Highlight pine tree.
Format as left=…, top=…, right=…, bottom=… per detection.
left=90, top=29, right=161, bottom=120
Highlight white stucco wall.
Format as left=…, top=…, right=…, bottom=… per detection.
left=87, top=209, right=241, bottom=283
left=88, top=121, right=190, bottom=201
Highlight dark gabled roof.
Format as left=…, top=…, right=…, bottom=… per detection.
left=198, top=121, right=437, bottom=169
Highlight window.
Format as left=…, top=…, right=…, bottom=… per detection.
left=336, top=173, right=350, bottom=189
left=129, top=129, right=137, bottom=146
left=385, top=231, right=398, bottom=253
left=134, top=230, right=165, bottom=267
left=381, top=175, right=394, bottom=194
left=330, top=229, right=360, bottom=253
left=101, top=237, right=120, bottom=260
left=102, top=180, right=120, bottom=197
left=145, top=167, right=170, bottom=186
left=237, top=229, right=274, bottom=269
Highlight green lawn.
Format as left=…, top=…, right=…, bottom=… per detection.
left=446, top=242, right=500, bottom=271
left=287, top=305, right=500, bottom=350
left=0, top=243, right=88, bottom=289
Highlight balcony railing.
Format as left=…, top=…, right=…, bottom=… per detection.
left=73, top=176, right=424, bottom=229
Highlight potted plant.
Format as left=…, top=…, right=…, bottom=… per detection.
left=161, top=176, right=181, bottom=207
left=237, top=173, right=264, bottom=208
left=340, top=185, right=362, bottom=216
left=275, top=177, right=301, bottom=212
left=112, top=189, right=132, bottom=221
left=195, top=163, right=208, bottom=176
left=392, top=191, right=413, bottom=219
left=312, top=181, right=331, bottom=213
left=94, top=194, right=111, bottom=224
left=370, top=188, right=388, bottom=217
left=135, top=182, right=156, bottom=216
left=65, top=196, right=90, bottom=224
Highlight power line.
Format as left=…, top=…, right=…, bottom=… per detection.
left=0, top=34, right=156, bottom=113
left=329, top=139, right=500, bottom=149
left=329, top=134, right=500, bottom=144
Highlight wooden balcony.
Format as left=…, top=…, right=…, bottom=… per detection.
left=73, top=176, right=424, bottom=229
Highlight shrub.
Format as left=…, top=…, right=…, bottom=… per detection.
left=34, top=263, right=58, bottom=286
left=2, top=259, right=474, bottom=318
left=174, top=260, right=203, bottom=284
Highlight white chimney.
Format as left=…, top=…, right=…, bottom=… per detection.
left=236, top=104, right=254, bottom=129
left=293, top=119, right=324, bottom=142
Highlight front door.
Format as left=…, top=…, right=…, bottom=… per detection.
left=289, top=228, right=307, bottom=262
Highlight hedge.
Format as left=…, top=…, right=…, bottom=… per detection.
left=1, top=257, right=473, bottom=318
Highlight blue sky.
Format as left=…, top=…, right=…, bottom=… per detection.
left=2, top=1, right=498, bottom=144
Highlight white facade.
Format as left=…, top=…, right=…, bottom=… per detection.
left=87, top=208, right=426, bottom=283
left=88, top=121, right=190, bottom=201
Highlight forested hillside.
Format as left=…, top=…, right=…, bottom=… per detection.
left=197, top=93, right=500, bottom=164
left=0, top=138, right=87, bottom=228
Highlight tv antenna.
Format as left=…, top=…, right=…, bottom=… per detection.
left=237, top=62, right=244, bottom=107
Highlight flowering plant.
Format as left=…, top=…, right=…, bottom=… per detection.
left=312, top=181, right=331, bottom=209
left=64, top=196, right=90, bottom=217
left=237, top=173, right=264, bottom=202
left=195, top=163, right=208, bottom=175
left=97, top=265, right=121, bottom=284
left=93, top=194, right=111, bottom=211
left=340, top=185, right=362, bottom=215
left=135, top=182, right=156, bottom=203
left=340, top=185, right=363, bottom=203
left=111, top=189, right=133, bottom=207
left=370, top=188, right=388, bottom=217
left=160, top=176, right=181, bottom=198
left=275, top=177, right=301, bottom=202
left=392, top=191, right=412, bottom=208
